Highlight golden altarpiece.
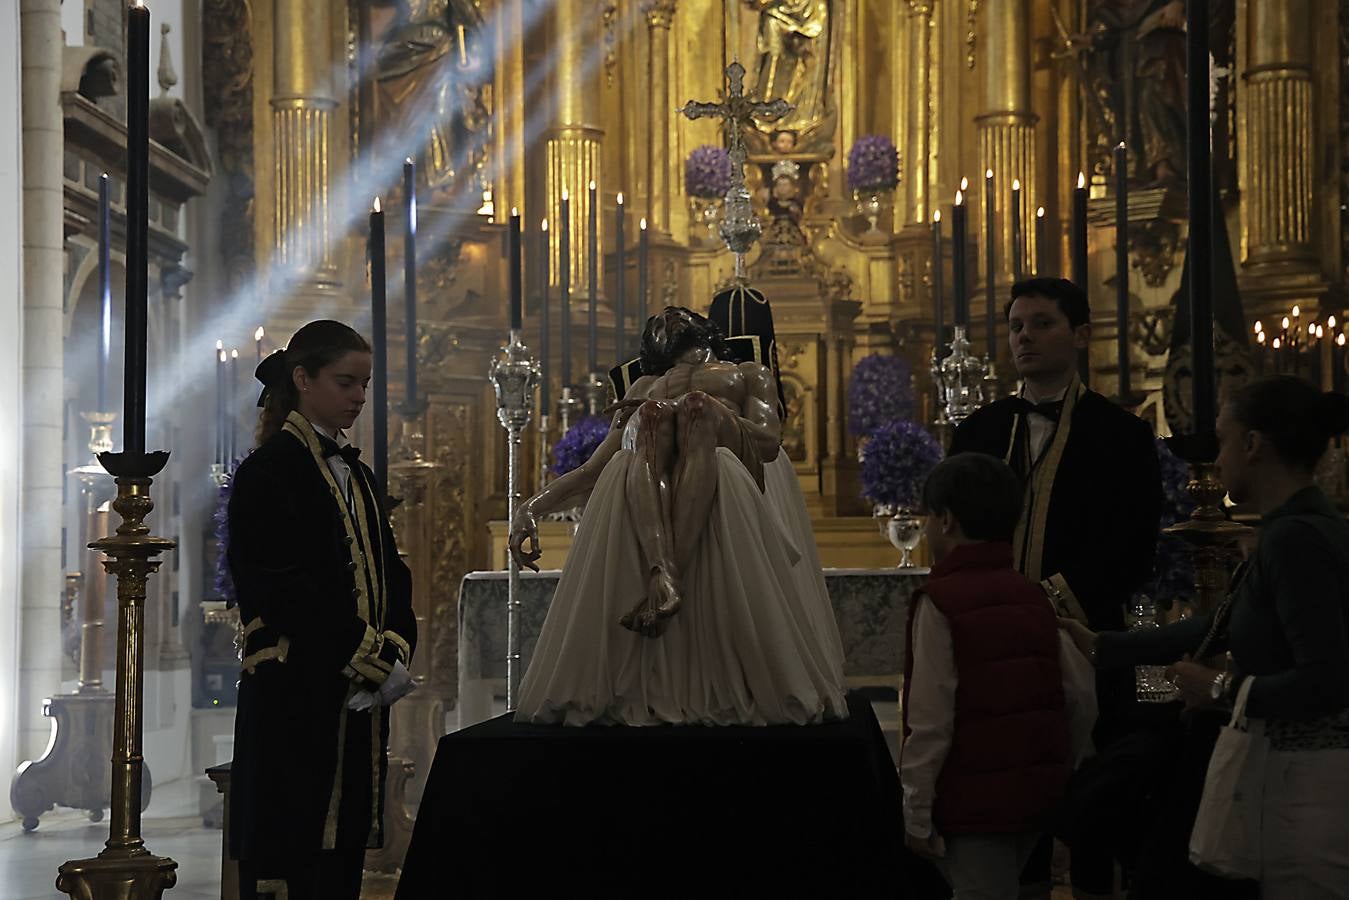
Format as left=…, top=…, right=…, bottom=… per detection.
left=204, top=0, right=1348, bottom=734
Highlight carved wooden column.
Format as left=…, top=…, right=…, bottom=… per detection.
left=975, top=0, right=1036, bottom=284
left=643, top=0, right=676, bottom=235
left=901, top=1, right=934, bottom=226
left=1239, top=0, right=1326, bottom=314
left=270, top=0, right=338, bottom=291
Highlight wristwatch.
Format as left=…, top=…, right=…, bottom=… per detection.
left=1209, top=671, right=1232, bottom=702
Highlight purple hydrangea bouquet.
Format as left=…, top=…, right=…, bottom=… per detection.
left=859, top=419, right=943, bottom=510
left=685, top=145, right=734, bottom=200
left=848, top=353, right=915, bottom=438
left=550, top=415, right=610, bottom=476
left=846, top=134, right=900, bottom=194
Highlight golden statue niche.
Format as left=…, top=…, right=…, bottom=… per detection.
left=744, top=0, right=834, bottom=153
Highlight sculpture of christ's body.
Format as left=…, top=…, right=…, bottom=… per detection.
left=509, top=307, right=846, bottom=726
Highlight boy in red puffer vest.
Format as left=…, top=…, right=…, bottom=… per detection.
left=902, top=452, right=1095, bottom=900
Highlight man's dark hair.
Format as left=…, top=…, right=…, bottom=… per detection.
left=920, top=453, right=1023, bottom=542
left=1004, top=277, right=1090, bottom=329
left=1229, top=375, right=1349, bottom=471
left=638, top=306, right=734, bottom=376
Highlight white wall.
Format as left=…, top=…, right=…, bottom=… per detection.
left=0, top=0, right=29, bottom=796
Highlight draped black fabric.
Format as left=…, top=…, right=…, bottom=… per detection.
left=226, top=426, right=416, bottom=861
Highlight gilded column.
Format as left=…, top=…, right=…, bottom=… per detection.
left=546, top=0, right=604, bottom=291
left=271, top=0, right=338, bottom=289
left=492, top=0, right=526, bottom=218
left=1242, top=0, right=1315, bottom=271
left=644, top=0, right=676, bottom=234
left=902, top=1, right=934, bottom=225
left=975, top=0, right=1037, bottom=281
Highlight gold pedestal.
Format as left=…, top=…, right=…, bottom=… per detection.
left=1165, top=460, right=1252, bottom=614
left=57, top=453, right=178, bottom=900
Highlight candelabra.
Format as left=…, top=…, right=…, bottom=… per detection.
left=582, top=371, right=610, bottom=416
left=57, top=449, right=177, bottom=899
left=489, top=330, right=539, bottom=710
left=556, top=386, right=584, bottom=435
left=930, top=325, right=990, bottom=430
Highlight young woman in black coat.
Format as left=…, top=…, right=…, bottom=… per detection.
left=227, top=320, right=416, bottom=900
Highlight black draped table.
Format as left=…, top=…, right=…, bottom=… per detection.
left=396, top=692, right=946, bottom=898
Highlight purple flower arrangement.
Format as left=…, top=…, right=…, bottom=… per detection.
left=551, top=415, right=611, bottom=476
left=685, top=145, right=734, bottom=199
left=859, top=420, right=943, bottom=510
left=848, top=353, right=915, bottom=437
left=846, top=134, right=899, bottom=194
left=1148, top=436, right=1196, bottom=609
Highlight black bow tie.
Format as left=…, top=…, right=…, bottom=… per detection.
left=1009, top=397, right=1065, bottom=422
left=317, top=432, right=361, bottom=466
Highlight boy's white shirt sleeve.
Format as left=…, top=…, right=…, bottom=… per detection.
left=900, top=594, right=957, bottom=840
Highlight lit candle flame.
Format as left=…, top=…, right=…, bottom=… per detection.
left=1338, top=333, right=1346, bottom=347
left=1077, top=172, right=1086, bottom=189
left=1118, top=141, right=1127, bottom=151
left=1273, top=338, right=1282, bottom=349
left=541, top=218, right=548, bottom=232
left=588, top=180, right=596, bottom=191
left=640, top=217, right=648, bottom=230
left=255, top=326, right=264, bottom=342
left=959, top=176, right=969, bottom=191
left=985, top=168, right=993, bottom=180
left=231, top=348, right=239, bottom=359
left=1317, top=325, right=1325, bottom=338
left=405, top=156, right=414, bottom=166
left=1254, top=321, right=1262, bottom=334
left=1036, top=206, right=1045, bottom=218
left=219, top=349, right=227, bottom=362
left=1282, top=316, right=1291, bottom=329
left=1257, top=331, right=1266, bottom=344
left=372, top=197, right=381, bottom=213
left=617, top=192, right=624, bottom=205
left=561, top=188, right=569, bottom=202
left=933, top=209, right=941, bottom=223
left=1292, top=305, right=1301, bottom=317
left=216, top=339, right=224, bottom=351
left=1309, top=323, right=1317, bottom=334
left=511, top=206, right=519, bottom=217
left=1330, top=315, right=1338, bottom=328
left=955, top=189, right=964, bottom=206
left=1012, top=178, right=1021, bottom=192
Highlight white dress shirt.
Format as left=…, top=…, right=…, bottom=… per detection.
left=310, top=420, right=355, bottom=512
left=1020, top=383, right=1070, bottom=464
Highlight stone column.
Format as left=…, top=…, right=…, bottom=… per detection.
left=643, top=0, right=676, bottom=235
left=17, top=0, right=64, bottom=765
left=975, top=0, right=1037, bottom=282
left=1242, top=0, right=1316, bottom=273
left=901, top=1, right=934, bottom=225
left=546, top=0, right=603, bottom=296
left=271, top=0, right=338, bottom=290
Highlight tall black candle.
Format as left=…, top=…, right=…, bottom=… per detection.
left=123, top=2, right=150, bottom=456
left=931, top=209, right=945, bottom=354
left=229, top=349, right=239, bottom=462
left=402, top=158, right=419, bottom=406
left=1186, top=0, right=1215, bottom=442
left=1010, top=179, right=1023, bottom=283
left=215, top=340, right=225, bottom=466
left=983, top=169, right=996, bottom=358
left=508, top=208, right=522, bottom=331
left=638, top=217, right=649, bottom=333
left=951, top=182, right=968, bottom=328
left=1072, top=171, right=1090, bottom=385
left=540, top=219, right=551, bottom=414
left=560, top=190, right=571, bottom=386
left=615, top=193, right=626, bottom=360
left=254, top=326, right=264, bottom=365
left=588, top=180, right=598, bottom=373
left=1114, top=142, right=1131, bottom=401
left=97, top=173, right=111, bottom=412
left=369, top=198, right=388, bottom=490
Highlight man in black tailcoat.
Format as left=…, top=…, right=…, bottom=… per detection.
left=948, top=277, right=1162, bottom=898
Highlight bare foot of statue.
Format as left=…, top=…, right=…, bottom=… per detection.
left=620, top=565, right=684, bottom=638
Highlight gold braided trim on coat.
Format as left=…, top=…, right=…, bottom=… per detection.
left=383, top=629, right=412, bottom=666
left=241, top=636, right=291, bottom=674
left=1008, top=377, right=1085, bottom=582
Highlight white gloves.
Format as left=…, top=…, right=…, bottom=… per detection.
left=346, top=660, right=417, bottom=711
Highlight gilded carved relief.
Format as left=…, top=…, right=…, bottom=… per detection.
left=428, top=400, right=472, bottom=700
left=201, top=0, right=255, bottom=293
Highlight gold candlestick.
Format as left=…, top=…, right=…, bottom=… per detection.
left=1164, top=461, right=1252, bottom=614
left=57, top=453, right=178, bottom=900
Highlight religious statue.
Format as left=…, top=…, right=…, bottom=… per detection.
left=1062, top=0, right=1188, bottom=186
left=508, top=307, right=846, bottom=726
left=371, top=0, right=491, bottom=198
left=745, top=0, right=833, bottom=149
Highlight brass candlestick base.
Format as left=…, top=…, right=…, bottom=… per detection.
left=58, top=452, right=178, bottom=900
left=1164, top=459, right=1252, bottom=614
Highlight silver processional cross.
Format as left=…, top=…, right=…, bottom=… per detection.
left=680, top=61, right=793, bottom=278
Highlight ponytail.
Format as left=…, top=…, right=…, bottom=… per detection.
left=253, top=320, right=371, bottom=446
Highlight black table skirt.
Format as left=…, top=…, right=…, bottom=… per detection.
left=396, top=693, right=949, bottom=898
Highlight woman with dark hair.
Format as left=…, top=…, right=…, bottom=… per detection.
left=1062, top=376, right=1349, bottom=898
left=227, top=320, right=417, bottom=900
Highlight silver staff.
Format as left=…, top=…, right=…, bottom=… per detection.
left=489, top=329, right=539, bottom=709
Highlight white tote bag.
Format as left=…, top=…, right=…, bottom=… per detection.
left=1189, top=676, right=1267, bottom=880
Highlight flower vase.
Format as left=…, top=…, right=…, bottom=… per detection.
left=689, top=196, right=723, bottom=245
left=886, top=507, right=923, bottom=569
left=854, top=189, right=891, bottom=234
